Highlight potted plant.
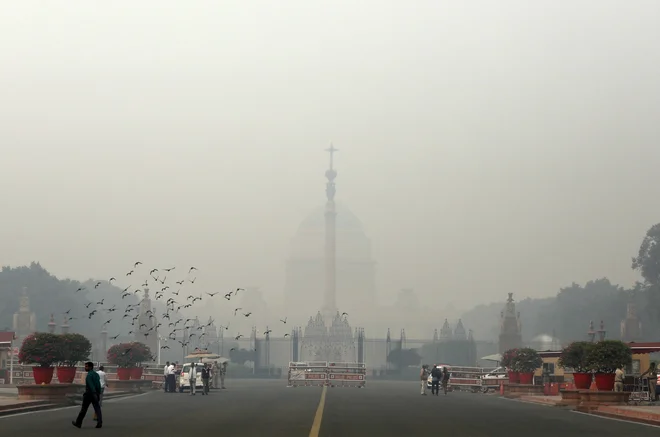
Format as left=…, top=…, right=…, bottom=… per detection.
left=513, top=347, right=542, bottom=384
left=57, top=333, right=92, bottom=383
left=128, top=342, right=152, bottom=380
left=501, top=348, right=520, bottom=383
left=558, top=341, right=594, bottom=390
left=107, top=343, right=135, bottom=380
left=586, top=340, right=632, bottom=391
left=18, top=333, right=63, bottom=384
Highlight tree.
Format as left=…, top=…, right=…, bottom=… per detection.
left=387, top=348, right=421, bottom=367
left=632, top=223, right=660, bottom=286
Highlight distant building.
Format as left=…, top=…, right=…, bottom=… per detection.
left=621, top=302, right=642, bottom=342
left=498, top=293, right=522, bottom=354
left=12, top=287, right=36, bottom=344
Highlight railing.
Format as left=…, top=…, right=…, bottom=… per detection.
left=287, top=362, right=366, bottom=387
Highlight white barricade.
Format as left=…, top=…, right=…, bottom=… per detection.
left=327, top=362, right=366, bottom=387
left=287, top=362, right=366, bottom=387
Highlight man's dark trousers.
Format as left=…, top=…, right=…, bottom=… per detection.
left=75, top=392, right=102, bottom=426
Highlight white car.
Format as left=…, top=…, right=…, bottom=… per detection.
left=481, top=366, right=508, bottom=392
left=178, top=363, right=205, bottom=392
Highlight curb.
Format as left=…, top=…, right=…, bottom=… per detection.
left=584, top=410, right=660, bottom=427
left=0, top=402, right=59, bottom=417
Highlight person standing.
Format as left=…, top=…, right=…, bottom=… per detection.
left=220, top=362, right=227, bottom=389
left=641, top=362, right=657, bottom=401
left=167, top=362, right=176, bottom=393
left=420, top=365, right=429, bottom=395
left=614, top=365, right=625, bottom=392
left=201, top=364, right=211, bottom=395
left=212, top=361, right=219, bottom=389
left=163, top=361, right=171, bottom=392
left=72, top=362, right=103, bottom=429
left=189, top=363, right=198, bottom=396
left=430, top=365, right=441, bottom=396
left=441, top=367, right=450, bottom=395
left=93, top=366, right=107, bottom=422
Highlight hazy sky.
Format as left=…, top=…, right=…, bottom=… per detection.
left=2, top=1, right=659, bottom=314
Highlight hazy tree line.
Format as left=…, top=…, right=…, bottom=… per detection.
left=461, top=223, right=660, bottom=345
left=0, top=262, right=174, bottom=337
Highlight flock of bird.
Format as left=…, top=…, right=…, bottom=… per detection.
left=60, top=262, right=320, bottom=357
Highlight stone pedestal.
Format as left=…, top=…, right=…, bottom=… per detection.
left=577, top=390, right=631, bottom=412
left=105, top=379, right=153, bottom=393
left=559, top=389, right=581, bottom=406
left=504, top=383, right=545, bottom=398
left=17, top=384, right=84, bottom=403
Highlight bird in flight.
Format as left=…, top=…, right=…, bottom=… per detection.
left=280, top=317, right=287, bottom=324
left=234, top=308, right=242, bottom=316
left=161, top=345, right=170, bottom=349
left=206, top=292, right=219, bottom=297
left=134, top=261, right=142, bottom=268
left=164, top=267, right=175, bottom=272
left=284, top=333, right=290, bottom=337
left=76, top=287, right=85, bottom=293
left=189, top=267, right=197, bottom=273
left=189, top=277, right=196, bottom=284
left=149, top=269, right=158, bottom=275
left=264, top=329, right=272, bottom=335
left=234, top=334, right=243, bottom=340
left=110, top=334, right=120, bottom=340
left=126, top=270, right=134, bottom=276
left=109, top=278, right=116, bottom=283
left=243, top=312, right=252, bottom=317
left=341, top=312, right=348, bottom=317
left=95, top=282, right=102, bottom=289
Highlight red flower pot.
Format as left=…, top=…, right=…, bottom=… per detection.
left=32, top=366, right=54, bottom=385
left=573, top=372, right=592, bottom=390
left=56, top=366, right=77, bottom=384
left=519, top=372, right=534, bottom=384
left=130, top=367, right=144, bottom=380
left=508, top=371, right=520, bottom=383
left=117, top=367, right=131, bottom=381
left=594, top=373, right=615, bottom=391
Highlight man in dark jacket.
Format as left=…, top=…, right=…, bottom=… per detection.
left=430, top=365, right=442, bottom=396
left=72, top=361, right=103, bottom=429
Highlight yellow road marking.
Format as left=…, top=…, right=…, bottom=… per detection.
left=309, top=385, right=328, bottom=437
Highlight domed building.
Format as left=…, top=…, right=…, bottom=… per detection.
left=284, top=202, right=377, bottom=322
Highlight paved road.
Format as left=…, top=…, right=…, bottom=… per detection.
left=1, top=380, right=658, bottom=436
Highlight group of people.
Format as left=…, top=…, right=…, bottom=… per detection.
left=615, top=361, right=658, bottom=401
left=420, top=364, right=450, bottom=396
left=72, top=362, right=107, bottom=429
left=163, top=360, right=227, bottom=394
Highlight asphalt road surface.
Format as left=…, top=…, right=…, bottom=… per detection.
left=1, top=380, right=658, bottom=436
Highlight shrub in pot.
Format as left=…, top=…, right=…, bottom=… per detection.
left=501, top=348, right=520, bottom=383
left=127, top=342, right=152, bottom=379
left=512, top=347, right=542, bottom=384
left=586, top=340, right=632, bottom=391
left=18, top=333, right=63, bottom=384
left=107, top=343, right=136, bottom=380
left=57, top=333, right=92, bottom=383
left=558, top=341, right=594, bottom=390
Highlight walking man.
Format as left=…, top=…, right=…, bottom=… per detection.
left=201, top=364, right=211, bottom=395
left=72, top=361, right=103, bottom=429
left=93, top=365, right=107, bottom=422
left=189, top=363, right=198, bottom=395
left=420, top=365, right=429, bottom=395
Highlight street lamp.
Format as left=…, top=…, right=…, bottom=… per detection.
left=157, top=335, right=168, bottom=365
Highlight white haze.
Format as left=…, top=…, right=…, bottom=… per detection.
left=1, top=1, right=659, bottom=330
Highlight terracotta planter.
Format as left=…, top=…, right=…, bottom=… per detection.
left=130, top=367, right=144, bottom=380
left=56, top=366, right=77, bottom=383
left=519, top=372, right=534, bottom=384
left=508, top=371, right=520, bottom=383
left=32, top=366, right=55, bottom=385
left=572, top=372, right=592, bottom=390
left=594, top=373, right=615, bottom=391
left=117, top=367, right=131, bottom=381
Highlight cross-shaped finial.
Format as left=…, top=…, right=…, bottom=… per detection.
left=325, top=143, right=338, bottom=169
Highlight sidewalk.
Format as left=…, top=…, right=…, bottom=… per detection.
left=516, top=395, right=564, bottom=406
left=0, top=398, right=59, bottom=416
left=593, top=404, right=660, bottom=426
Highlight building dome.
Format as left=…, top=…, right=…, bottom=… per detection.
left=296, top=203, right=365, bottom=234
